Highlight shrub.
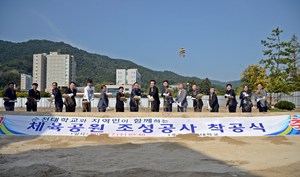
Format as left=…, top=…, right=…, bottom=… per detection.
left=16, top=91, right=28, bottom=97
left=274, top=101, right=296, bottom=110
left=40, top=91, right=51, bottom=97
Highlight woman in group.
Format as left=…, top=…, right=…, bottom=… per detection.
left=161, top=80, right=173, bottom=112
left=239, top=85, right=253, bottom=112
left=224, top=84, right=237, bottom=113
left=209, top=87, right=219, bottom=112
left=255, top=83, right=268, bottom=112
left=148, top=80, right=160, bottom=112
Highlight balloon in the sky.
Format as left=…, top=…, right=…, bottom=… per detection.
left=179, top=48, right=186, bottom=58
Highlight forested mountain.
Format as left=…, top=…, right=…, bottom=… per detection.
left=0, top=39, right=241, bottom=90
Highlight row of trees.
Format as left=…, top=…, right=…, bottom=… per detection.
left=0, top=89, right=51, bottom=97
left=184, top=78, right=228, bottom=95
left=241, top=28, right=300, bottom=103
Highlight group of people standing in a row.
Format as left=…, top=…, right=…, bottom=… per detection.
left=2, top=80, right=268, bottom=113
left=133, top=80, right=268, bottom=113
left=222, top=83, right=268, bottom=113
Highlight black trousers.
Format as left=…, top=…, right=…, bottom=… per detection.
left=66, top=106, right=76, bottom=112
left=151, top=102, right=160, bottom=112
left=98, top=108, right=106, bottom=112
left=5, top=105, right=14, bottom=111
left=116, top=107, right=124, bottom=112
left=257, top=102, right=268, bottom=112
left=130, top=106, right=139, bottom=112
left=228, top=105, right=237, bottom=112
left=55, top=105, right=63, bottom=112
left=163, top=101, right=172, bottom=112
left=193, top=100, right=203, bottom=112
left=210, top=106, right=219, bottom=112
left=27, top=104, right=37, bottom=112
left=259, top=106, right=268, bottom=112
left=241, top=106, right=252, bottom=112
left=194, top=106, right=202, bottom=112
left=177, top=106, right=187, bottom=112
left=164, top=105, right=172, bottom=112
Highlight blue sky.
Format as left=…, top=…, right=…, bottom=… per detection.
left=0, top=0, right=299, bottom=81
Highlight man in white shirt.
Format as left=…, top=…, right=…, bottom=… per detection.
left=82, top=79, right=94, bottom=112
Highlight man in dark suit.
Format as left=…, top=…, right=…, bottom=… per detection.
left=148, top=80, right=160, bottom=112
left=98, top=85, right=109, bottom=112
left=225, top=84, right=237, bottom=113
left=191, top=83, right=203, bottom=112
left=26, top=83, right=40, bottom=112
left=52, top=82, right=63, bottom=112
left=64, top=82, right=77, bottom=112
left=3, top=82, right=17, bottom=111
left=209, top=87, right=219, bottom=112
left=130, top=82, right=141, bottom=112
left=116, top=86, right=125, bottom=112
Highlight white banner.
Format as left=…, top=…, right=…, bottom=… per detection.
left=1, top=115, right=300, bottom=137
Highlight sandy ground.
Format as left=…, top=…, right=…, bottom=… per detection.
left=0, top=135, right=299, bottom=177
left=0, top=111, right=300, bottom=177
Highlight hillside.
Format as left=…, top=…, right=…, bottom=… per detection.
left=0, top=40, right=241, bottom=90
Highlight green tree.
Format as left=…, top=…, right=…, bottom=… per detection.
left=215, top=88, right=226, bottom=96
left=234, top=86, right=244, bottom=96
left=286, top=34, right=300, bottom=91
left=199, top=78, right=211, bottom=95
left=186, top=79, right=196, bottom=95
left=240, top=64, right=268, bottom=91
left=260, top=27, right=294, bottom=94
left=94, top=82, right=114, bottom=92
left=40, top=91, right=51, bottom=97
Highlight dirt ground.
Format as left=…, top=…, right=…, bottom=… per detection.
left=0, top=135, right=299, bottom=177
left=0, top=111, right=299, bottom=177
